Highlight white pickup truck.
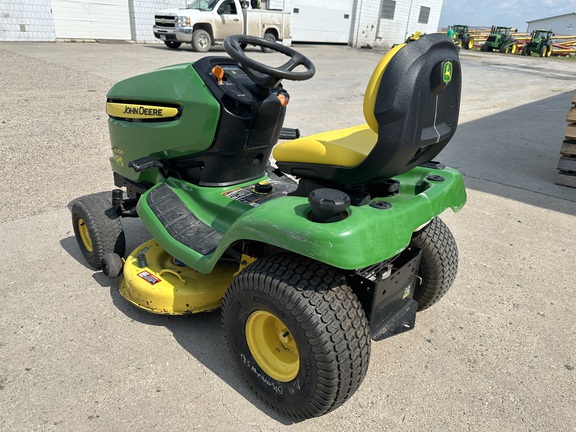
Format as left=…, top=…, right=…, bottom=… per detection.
left=153, top=0, right=291, bottom=52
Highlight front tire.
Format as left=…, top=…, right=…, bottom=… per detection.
left=164, top=41, right=181, bottom=49
left=71, top=194, right=125, bottom=269
left=540, top=45, right=547, bottom=57
left=192, top=29, right=211, bottom=52
left=410, top=218, right=458, bottom=311
left=221, top=254, right=370, bottom=419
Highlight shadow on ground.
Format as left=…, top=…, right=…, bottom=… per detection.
left=442, top=90, right=576, bottom=215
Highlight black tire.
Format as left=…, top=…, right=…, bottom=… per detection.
left=410, top=218, right=458, bottom=311
left=71, top=194, right=125, bottom=269
left=465, top=36, right=474, bottom=50
left=221, top=254, right=370, bottom=419
left=481, top=44, right=489, bottom=52
left=521, top=45, right=527, bottom=55
left=102, top=253, right=124, bottom=278
left=546, top=44, right=552, bottom=57
left=164, top=41, right=181, bottom=49
left=192, top=29, right=211, bottom=52
left=261, top=32, right=277, bottom=53
left=540, top=45, right=547, bottom=57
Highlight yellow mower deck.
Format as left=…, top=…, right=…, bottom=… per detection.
left=120, top=239, right=239, bottom=315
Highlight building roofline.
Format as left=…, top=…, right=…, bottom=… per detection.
left=526, top=12, right=576, bottom=23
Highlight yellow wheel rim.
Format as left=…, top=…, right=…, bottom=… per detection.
left=511, top=44, right=517, bottom=54
left=245, top=311, right=300, bottom=382
left=467, top=39, right=473, bottom=49
left=77, top=218, right=93, bottom=253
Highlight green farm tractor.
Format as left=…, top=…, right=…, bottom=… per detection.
left=450, top=25, right=474, bottom=50
left=481, top=26, right=518, bottom=53
left=70, top=33, right=466, bottom=419
left=522, top=29, right=554, bottom=57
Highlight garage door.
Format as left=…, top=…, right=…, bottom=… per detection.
left=290, top=0, right=354, bottom=43
left=52, top=0, right=131, bottom=40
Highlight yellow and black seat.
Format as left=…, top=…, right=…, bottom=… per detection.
left=273, top=33, right=461, bottom=186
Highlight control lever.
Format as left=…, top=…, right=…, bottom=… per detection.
left=279, top=127, right=300, bottom=140
left=128, top=157, right=164, bottom=172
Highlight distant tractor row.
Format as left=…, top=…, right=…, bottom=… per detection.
left=447, top=25, right=558, bottom=57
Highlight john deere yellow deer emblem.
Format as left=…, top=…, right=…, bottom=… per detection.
left=442, top=61, right=453, bottom=84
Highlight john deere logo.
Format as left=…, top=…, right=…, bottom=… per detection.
left=442, top=61, right=453, bottom=84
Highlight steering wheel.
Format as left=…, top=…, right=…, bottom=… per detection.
left=223, top=35, right=315, bottom=88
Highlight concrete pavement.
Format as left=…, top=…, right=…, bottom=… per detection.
left=0, top=41, right=575, bottom=431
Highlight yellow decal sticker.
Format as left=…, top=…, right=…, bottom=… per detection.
left=106, top=102, right=179, bottom=120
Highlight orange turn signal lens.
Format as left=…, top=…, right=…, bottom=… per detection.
left=277, top=93, right=289, bottom=107
left=211, top=65, right=225, bottom=84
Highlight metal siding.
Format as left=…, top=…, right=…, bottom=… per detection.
left=527, top=14, right=576, bottom=36
left=52, top=0, right=131, bottom=39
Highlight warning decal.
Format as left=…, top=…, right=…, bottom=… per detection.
left=137, top=271, right=162, bottom=285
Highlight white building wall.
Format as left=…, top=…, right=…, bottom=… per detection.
left=0, top=0, right=56, bottom=41
left=130, top=0, right=185, bottom=42
left=351, top=0, right=443, bottom=48
left=527, top=13, right=576, bottom=36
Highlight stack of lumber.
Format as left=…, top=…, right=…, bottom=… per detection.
left=556, top=91, right=576, bottom=188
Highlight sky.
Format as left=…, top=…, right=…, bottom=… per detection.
left=438, top=0, right=576, bottom=32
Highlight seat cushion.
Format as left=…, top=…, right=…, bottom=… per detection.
left=273, top=124, right=377, bottom=167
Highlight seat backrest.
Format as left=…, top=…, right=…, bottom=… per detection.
left=352, top=33, right=461, bottom=183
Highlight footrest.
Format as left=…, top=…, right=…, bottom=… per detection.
left=146, top=183, right=223, bottom=255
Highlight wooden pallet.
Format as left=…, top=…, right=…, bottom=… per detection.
left=556, top=91, right=576, bottom=188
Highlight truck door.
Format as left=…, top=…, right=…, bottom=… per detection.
left=214, top=0, right=243, bottom=39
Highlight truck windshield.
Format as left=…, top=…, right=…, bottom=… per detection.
left=186, top=0, right=219, bottom=11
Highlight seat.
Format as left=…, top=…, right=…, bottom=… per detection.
left=273, top=33, right=461, bottom=185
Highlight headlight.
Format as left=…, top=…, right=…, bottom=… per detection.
left=177, top=16, right=191, bottom=27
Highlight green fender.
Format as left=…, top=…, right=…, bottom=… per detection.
left=137, top=166, right=466, bottom=274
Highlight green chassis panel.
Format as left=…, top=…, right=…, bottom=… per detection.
left=136, top=166, right=466, bottom=274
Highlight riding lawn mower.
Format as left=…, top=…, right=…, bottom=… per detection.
left=71, top=33, right=466, bottom=419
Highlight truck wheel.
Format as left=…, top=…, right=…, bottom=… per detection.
left=261, top=32, right=277, bottom=53
left=221, top=254, right=370, bottom=419
left=164, top=41, right=181, bottom=49
left=192, top=29, right=211, bottom=52
left=410, top=217, right=458, bottom=311
left=71, top=194, right=126, bottom=269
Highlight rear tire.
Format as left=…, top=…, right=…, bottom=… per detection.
left=410, top=218, right=458, bottom=311
left=465, top=36, right=474, bottom=50
left=71, top=195, right=126, bottom=269
left=481, top=44, right=489, bottom=52
left=221, top=254, right=370, bottom=419
left=546, top=44, right=552, bottom=57
left=261, top=32, right=277, bottom=53
left=192, top=29, right=211, bottom=52
left=164, top=41, right=181, bottom=49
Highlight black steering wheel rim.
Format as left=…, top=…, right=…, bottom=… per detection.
left=224, top=35, right=315, bottom=87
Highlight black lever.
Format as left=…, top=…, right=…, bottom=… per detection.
left=128, top=157, right=164, bottom=172
left=279, top=127, right=300, bottom=140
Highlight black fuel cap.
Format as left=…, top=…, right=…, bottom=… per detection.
left=308, top=188, right=351, bottom=223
